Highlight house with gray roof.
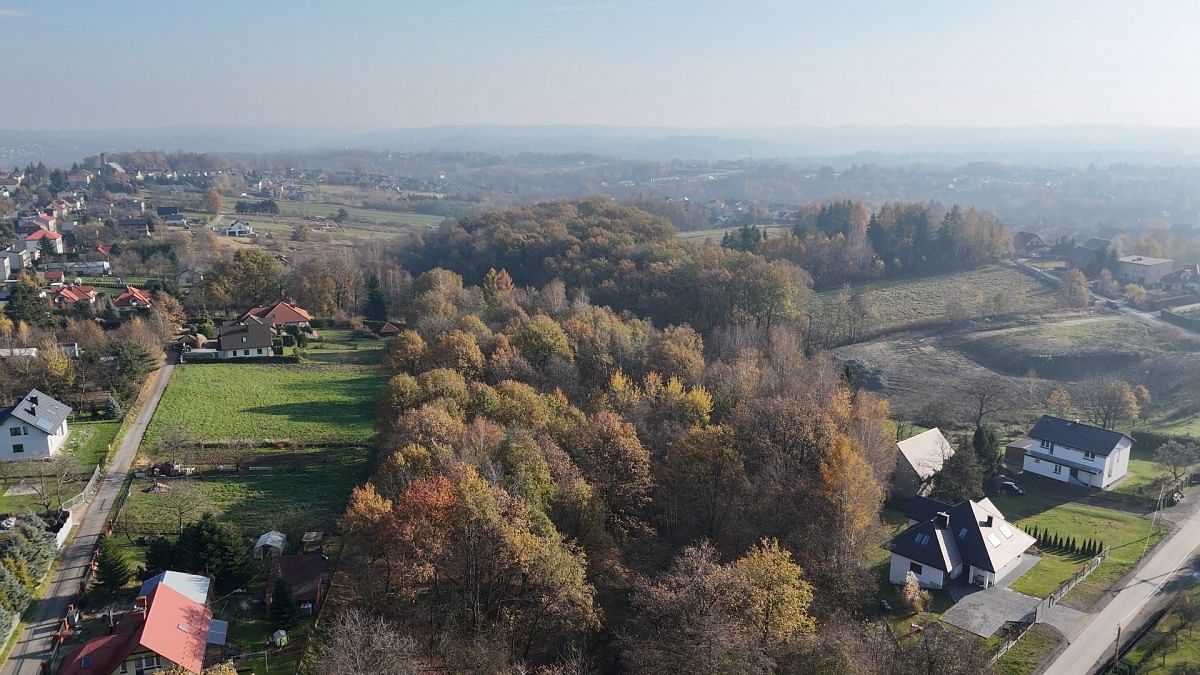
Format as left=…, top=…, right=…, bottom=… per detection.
left=1017, top=415, right=1131, bottom=489
left=887, top=497, right=1035, bottom=590
left=0, top=390, right=71, bottom=461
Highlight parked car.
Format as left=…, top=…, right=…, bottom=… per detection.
left=1106, top=299, right=1121, bottom=310
left=1000, top=480, right=1025, bottom=495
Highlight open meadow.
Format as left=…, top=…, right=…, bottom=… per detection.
left=143, top=363, right=383, bottom=447
left=808, top=264, right=1059, bottom=333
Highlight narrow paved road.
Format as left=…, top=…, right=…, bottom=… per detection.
left=1020, top=261, right=1184, bottom=332
left=2, top=358, right=175, bottom=675
left=1044, top=502, right=1200, bottom=675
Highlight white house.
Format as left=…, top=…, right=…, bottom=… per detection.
left=1117, top=255, right=1174, bottom=286
left=888, top=497, right=1035, bottom=590
left=24, top=229, right=64, bottom=257
left=0, top=390, right=71, bottom=461
left=1017, top=416, right=1131, bottom=489
left=891, top=428, right=955, bottom=500
left=224, top=220, right=255, bottom=237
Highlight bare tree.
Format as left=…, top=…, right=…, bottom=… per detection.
left=28, top=453, right=82, bottom=514
left=316, top=608, right=422, bottom=675
left=956, top=375, right=1013, bottom=429
left=161, top=481, right=212, bottom=535
left=223, top=438, right=256, bottom=473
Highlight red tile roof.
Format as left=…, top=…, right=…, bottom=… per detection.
left=113, top=286, right=153, bottom=308
left=24, top=229, right=62, bottom=241
left=240, top=300, right=311, bottom=326
left=51, top=285, right=96, bottom=304
left=44, top=270, right=64, bottom=281
left=140, top=584, right=211, bottom=674
left=59, top=583, right=211, bottom=675
left=95, top=244, right=112, bottom=256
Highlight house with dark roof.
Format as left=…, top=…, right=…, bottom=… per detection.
left=58, top=579, right=214, bottom=675
left=887, top=497, right=1035, bottom=590
left=1016, top=416, right=1132, bottom=489
left=217, top=315, right=274, bottom=359
left=267, top=555, right=325, bottom=616
left=117, top=217, right=152, bottom=238
left=0, top=389, right=71, bottom=461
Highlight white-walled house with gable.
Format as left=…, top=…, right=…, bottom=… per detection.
left=887, top=497, right=1035, bottom=590
left=1017, top=416, right=1131, bottom=489
left=0, top=390, right=71, bottom=461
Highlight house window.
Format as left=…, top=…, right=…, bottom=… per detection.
left=1108, top=461, right=1113, bottom=477
left=909, top=562, right=923, bottom=575
left=914, top=532, right=931, bottom=546
left=12, top=444, right=23, bottom=454
left=8, top=426, right=26, bottom=437
left=243, top=350, right=250, bottom=356
left=1052, top=464, right=1062, bottom=475
left=1033, top=458, right=1040, bottom=464
left=133, top=655, right=161, bottom=675
left=1084, top=451, right=1095, bottom=461
left=256, top=348, right=263, bottom=355
left=1040, top=439, right=1051, bottom=449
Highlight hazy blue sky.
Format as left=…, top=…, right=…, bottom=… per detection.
left=3, top=0, right=1198, bottom=131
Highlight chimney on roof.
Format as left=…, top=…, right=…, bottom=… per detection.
left=134, top=595, right=148, bottom=616
left=28, top=395, right=37, bottom=406
left=934, top=512, right=950, bottom=530
left=981, top=515, right=994, bottom=528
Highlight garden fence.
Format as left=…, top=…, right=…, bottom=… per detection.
left=59, top=464, right=102, bottom=512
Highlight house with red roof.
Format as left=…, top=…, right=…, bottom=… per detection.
left=49, top=285, right=97, bottom=308
left=24, top=229, right=64, bottom=256
left=43, top=269, right=64, bottom=283
left=112, top=286, right=153, bottom=313
left=95, top=244, right=113, bottom=257
left=16, top=213, right=56, bottom=235
left=238, top=300, right=311, bottom=329
left=58, top=582, right=213, bottom=675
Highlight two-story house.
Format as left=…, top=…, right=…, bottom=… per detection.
left=1018, top=416, right=1131, bottom=489
left=217, top=315, right=273, bottom=359
left=0, top=390, right=71, bottom=461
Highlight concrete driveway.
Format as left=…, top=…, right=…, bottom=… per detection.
left=941, top=555, right=1041, bottom=637
left=940, top=554, right=1091, bottom=639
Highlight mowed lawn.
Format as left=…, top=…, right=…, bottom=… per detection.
left=807, top=264, right=1058, bottom=332
left=65, top=420, right=122, bottom=467
left=123, top=447, right=370, bottom=536
left=144, top=363, right=383, bottom=446
left=992, top=489, right=1162, bottom=607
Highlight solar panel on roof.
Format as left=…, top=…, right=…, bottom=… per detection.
left=35, top=418, right=51, bottom=432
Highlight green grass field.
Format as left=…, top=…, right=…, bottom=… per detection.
left=65, top=420, right=121, bottom=467
left=994, top=623, right=1063, bottom=675
left=122, top=447, right=369, bottom=536
left=992, top=488, right=1162, bottom=606
left=144, top=363, right=383, bottom=447
left=807, top=264, right=1059, bottom=333
left=1124, top=586, right=1200, bottom=672
left=303, top=328, right=387, bottom=365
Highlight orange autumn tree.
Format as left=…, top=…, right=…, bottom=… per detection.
left=817, top=435, right=884, bottom=610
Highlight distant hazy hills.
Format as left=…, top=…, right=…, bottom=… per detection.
left=5, top=124, right=1200, bottom=166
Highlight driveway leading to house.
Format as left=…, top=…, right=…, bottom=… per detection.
left=943, top=586, right=1041, bottom=638
left=1, top=357, right=176, bottom=675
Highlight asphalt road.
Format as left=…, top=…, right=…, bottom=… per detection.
left=1, top=358, right=175, bottom=675
left=1044, top=500, right=1200, bottom=675
left=1020, top=262, right=1177, bottom=331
